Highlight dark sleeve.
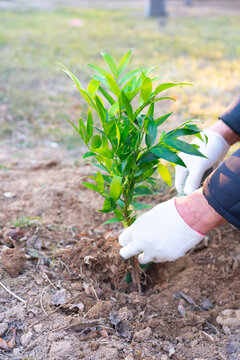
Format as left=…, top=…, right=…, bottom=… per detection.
left=219, top=97, right=240, bottom=135
left=203, top=148, right=240, bottom=229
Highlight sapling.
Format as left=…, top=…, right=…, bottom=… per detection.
left=60, top=51, right=205, bottom=285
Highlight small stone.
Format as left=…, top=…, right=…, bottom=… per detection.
left=200, top=298, right=213, bottom=311
left=91, top=345, right=118, bottom=359
left=160, top=355, right=169, bottom=360
left=3, top=192, right=14, bottom=198
left=49, top=341, right=73, bottom=360
left=20, top=330, right=33, bottom=347
left=125, top=355, right=134, bottom=360
left=169, top=347, right=175, bottom=357
left=216, top=309, right=240, bottom=329
left=1, top=248, right=26, bottom=277
left=223, top=326, right=231, bottom=335
left=0, top=322, right=8, bottom=337
left=118, top=306, right=133, bottom=320
left=86, top=301, right=113, bottom=319
left=33, top=324, right=43, bottom=333
left=133, top=327, right=152, bottom=342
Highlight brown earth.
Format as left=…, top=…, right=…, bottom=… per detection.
left=0, top=145, right=240, bottom=360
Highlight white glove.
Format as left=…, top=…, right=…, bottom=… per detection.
left=175, top=129, right=229, bottom=195
left=119, top=198, right=203, bottom=264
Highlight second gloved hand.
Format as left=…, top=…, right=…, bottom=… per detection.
left=175, top=129, right=229, bottom=195
left=119, top=198, right=204, bottom=264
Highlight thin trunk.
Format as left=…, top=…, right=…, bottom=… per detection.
left=145, top=0, right=167, bottom=17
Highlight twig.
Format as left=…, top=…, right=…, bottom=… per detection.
left=29, top=293, right=81, bottom=329
left=90, top=283, right=99, bottom=302
left=0, top=280, right=26, bottom=304
left=40, top=288, right=48, bottom=316
left=57, top=258, right=73, bottom=277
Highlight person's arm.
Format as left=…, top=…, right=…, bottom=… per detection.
left=208, top=119, right=240, bottom=145
left=119, top=188, right=226, bottom=264
left=219, top=96, right=240, bottom=136
left=203, top=148, right=240, bottom=230
left=119, top=148, right=240, bottom=264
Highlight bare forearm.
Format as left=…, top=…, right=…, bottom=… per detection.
left=175, top=188, right=226, bottom=235
left=209, top=120, right=240, bottom=146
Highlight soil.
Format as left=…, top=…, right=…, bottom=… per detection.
left=0, top=144, right=240, bottom=360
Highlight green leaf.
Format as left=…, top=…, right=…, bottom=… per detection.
left=91, top=134, right=102, bottom=149
left=134, top=185, right=153, bottom=196
left=87, top=79, right=100, bottom=95
left=88, top=64, right=110, bottom=79
left=119, top=67, right=146, bottom=85
left=151, top=146, right=186, bottom=167
left=164, top=139, right=206, bottom=157
left=95, top=147, right=113, bottom=159
left=60, top=64, right=96, bottom=109
left=78, top=118, right=88, bottom=144
left=140, top=76, right=152, bottom=103
left=147, top=103, right=154, bottom=117
left=117, top=50, right=132, bottom=77
left=155, top=82, right=191, bottom=96
left=99, top=86, right=115, bottom=105
left=67, top=119, right=82, bottom=137
left=108, top=102, right=119, bottom=117
left=96, top=171, right=104, bottom=191
left=82, top=182, right=101, bottom=193
left=82, top=151, right=96, bottom=159
left=121, top=91, right=133, bottom=120
left=102, top=217, right=122, bottom=226
left=106, top=75, right=121, bottom=97
left=165, top=127, right=200, bottom=139
left=109, top=176, right=122, bottom=202
left=95, top=95, right=107, bottom=125
left=121, top=154, right=135, bottom=175
left=102, top=52, right=118, bottom=76
left=86, top=108, right=93, bottom=140
left=155, top=112, right=173, bottom=127
left=105, top=120, right=116, bottom=141
left=138, top=152, right=158, bottom=165
left=145, top=116, right=157, bottom=148
left=114, top=208, right=123, bottom=219
left=131, top=202, right=151, bottom=210
left=115, top=122, right=121, bottom=147
left=157, top=164, right=172, bottom=186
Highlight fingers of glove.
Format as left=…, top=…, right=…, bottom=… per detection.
left=137, top=252, right=153, bottom=265
left=174, top=165, right=189, bottom=194
left=119, top=242, right=141, bottom=260
left=118, top=227, right=133, bottom=246
left=183, top=168, right=205, bottom=194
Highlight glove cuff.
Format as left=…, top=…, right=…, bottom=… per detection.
left=204, top=129, right=230, bottom=153
left=166, top=198, right=204, bottom=260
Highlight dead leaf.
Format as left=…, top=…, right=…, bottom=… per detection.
left=0, top=328, right=16, bottom=351
left=7, top=328, right=16, bottom=349
left=0, top=338, right=9, bottom=351
left=109, top=312, right=131, bottom=340
left=99, top=329, right=108, bottom=338
left=51, top=289, right=70, bottom=306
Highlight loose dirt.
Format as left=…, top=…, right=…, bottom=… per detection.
left=0, top=145, right=240, bottom=360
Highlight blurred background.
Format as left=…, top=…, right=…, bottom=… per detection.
left=0, top=0, right=239, bottom=159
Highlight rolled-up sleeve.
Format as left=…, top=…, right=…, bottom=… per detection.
left=203, top=148, right=240, bottom=229
left=219, top=97, right=240, bottom=135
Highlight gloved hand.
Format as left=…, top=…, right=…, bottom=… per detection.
left=119, top=198, right=204, bottom=264
left=175, top=129, right=229, bottom=195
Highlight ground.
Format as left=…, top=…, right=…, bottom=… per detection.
left=0, top=1, right=240, bottom=359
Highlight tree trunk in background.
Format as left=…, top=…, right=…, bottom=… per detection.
left=184, top=0, right=193, bottom=5
left=145, top=0, right=167, bottom=17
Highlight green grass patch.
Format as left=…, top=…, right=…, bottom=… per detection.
left=0, top=8, right=239, bottom=148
